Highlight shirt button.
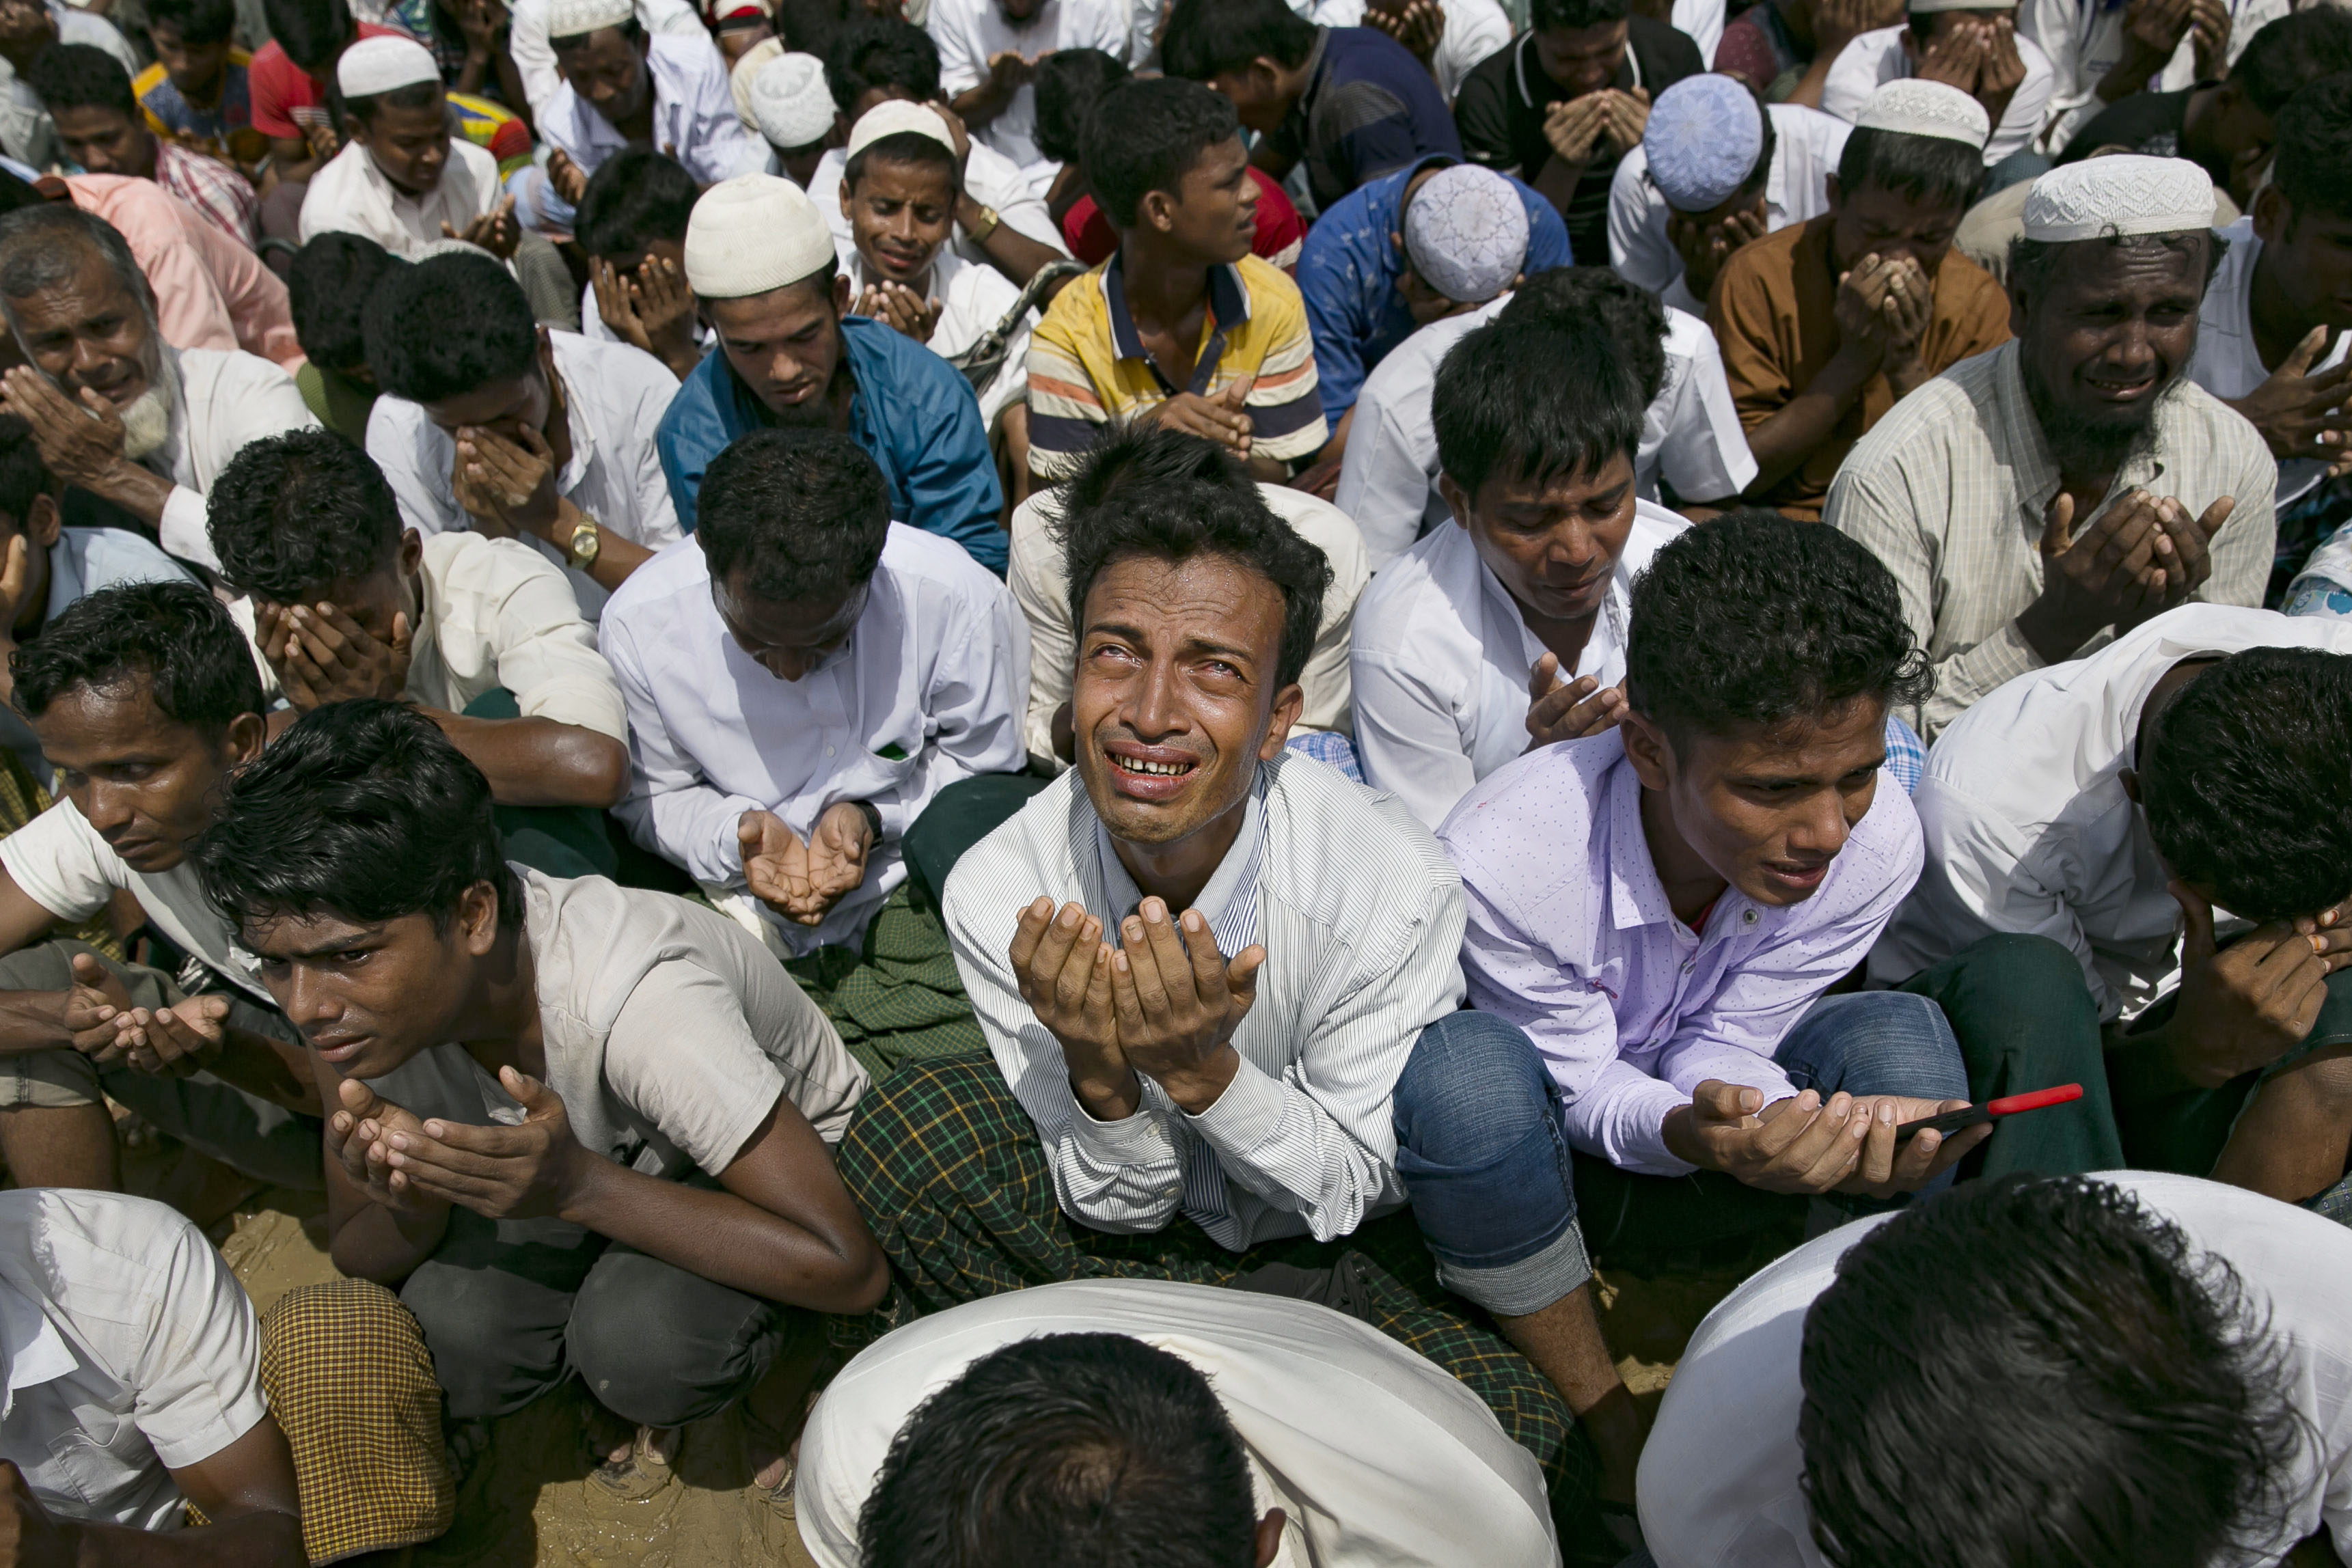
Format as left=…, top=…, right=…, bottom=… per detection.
left=1742, top=909, right=1758, bottom=925
left=823, top=745, right=836, bottom=757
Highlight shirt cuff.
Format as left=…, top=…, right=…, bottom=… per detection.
left=1182, top=1052, right=1287, bottom=1158
left=159, top=485, right=218, bottom=569
left=1067, top=1080, right=1178, bottom=1167
left=1576, top=1072, right=1701, bottom=1177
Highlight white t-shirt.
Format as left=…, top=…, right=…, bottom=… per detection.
left=1641, top=1172, right=2352, bottom=1568
left=0, top=1189, right=267, bottom=1534
left=1, top=801, right=270, bottom=1004
left=361, top=866, right=869, bottom=1174
left=927, top=0, right=1131, bottom=184
left=2189, top=215, right=2346, bottom=509
left=797, top=1277, right=1561, bottom=1567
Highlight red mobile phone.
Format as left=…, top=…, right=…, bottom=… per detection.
left=1894, top=1083, right=2083, bottom=1142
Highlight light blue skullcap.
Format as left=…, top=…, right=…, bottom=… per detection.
left=1403, top=165, right=1529, bottom=304
left=1641, top=73, right=1765, bottom=214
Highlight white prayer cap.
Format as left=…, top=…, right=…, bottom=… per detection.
left=750, top=51, right=833, bottom=149
left=1906, top=0, right=2014, bottom=14
left=545, top=0, right=635, bottom=38
left=336, top=35, right=438, bottom=97
left=1404, top=165, right=1528, bottom=304
left=685, top=173, right=835, bottom=297
left=846, top=98, right=955, bottom=160
left=1855, top=79, right=1989, bottom=148
left=1640, top=73, right=1764, bottom=212
left=2020, top=154, right=2216, bottom=243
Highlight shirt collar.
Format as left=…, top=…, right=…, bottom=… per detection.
left=1991, top=340, right=2172, bottom=523
left=1598, top=737, right=1743, bottom=936
left=1091, top=766, right=1268, bottom=958
left=547, top=335, right=597, bottom=495
left=41, top=536, right=79, bottom=626
left=1099, top=250, right=1251, bottom=394
left=0, top=1280, right=73, bottom=1422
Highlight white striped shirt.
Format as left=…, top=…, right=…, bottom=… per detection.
left=942, top=753, right=1468, bottom=1250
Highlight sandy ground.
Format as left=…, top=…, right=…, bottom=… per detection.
left=173, top=1163, right=1766, bottom=1568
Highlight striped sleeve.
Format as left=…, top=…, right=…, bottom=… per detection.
left=1024, top=292, right=1110, bottom=482
left=1238, top=260, right=1328, bottom=463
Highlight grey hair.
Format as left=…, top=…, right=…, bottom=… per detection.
left=0, top=204, right=155, bottom=325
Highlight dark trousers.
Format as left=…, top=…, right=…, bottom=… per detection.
left=398, top=1189, right=795, bottom=1425
left=1898, top=933, right=2352, bottom=1198
left=463, top=688, right=619, bottom=881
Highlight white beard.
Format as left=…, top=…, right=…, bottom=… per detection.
left=116, top=377, right=174, bottom=463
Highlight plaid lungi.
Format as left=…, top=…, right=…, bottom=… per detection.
left=832, top=1054, right=1591, bottom=1512
left=787, top=885, right=987, bottom=1080
left=260, top=1280, right=453, bottom=1564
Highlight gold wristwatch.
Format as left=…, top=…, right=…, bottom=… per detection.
left=566, top=516, right=601, bottom=568
left=966, top=203, right=1001, bottom=243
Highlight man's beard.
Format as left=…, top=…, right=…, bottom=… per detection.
left=115, top=346, right=176, bottom=462
left=2020, top=345, right=2183, bottom=480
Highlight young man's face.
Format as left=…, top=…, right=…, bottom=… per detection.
left=1152, top=134, right=1257, bottom=266
left=709, top=562, right=870, bottom=683
left=1205, top=60, right=1292, bottom=136
left=556, top=27, right=651, bottom=126
left=707, top=273, right=851, bottom=423
left=51, top=103, right=156, bottom=180
left=2013, top=236, right=2206, bottom=452
left=1622, top=696, right=1889, bottom=907
left=593, top=234, right=686, bottom=281
left=147, top=21, right=234, bottom=98
left=31, top=679, right=262, bottom=873
left=1533, top=20, right=1628, bottom=99
left=354, top=95, right=452, bottom=196
left=1440, top=449, right=1639, bottom=627
left=1827, top=176, right=1963, bottom=279
left=418, top=340, right=553, bottom=448
left=261, top=533, right=420, bottom=647
left=243, top=887, right=497, bottom=1081
left=2252, top=187, right=2352, bottom=333
left=844, top=156, right=953, bottom=286
left=1071, top=551, right=1302, bottom=852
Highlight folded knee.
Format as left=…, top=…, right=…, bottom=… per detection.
left=1394, top=1013, right=1554, bottom=1159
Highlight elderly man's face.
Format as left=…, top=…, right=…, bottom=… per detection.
left=1071, top=552, right=1301, bottom=852
left=7, top=248, right=154, bottom=411
left=2014, top=235, right=2207, bottom=452
left=707, top=273, right=851, bottom=423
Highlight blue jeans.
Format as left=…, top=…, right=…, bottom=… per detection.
left=1394, top=994, right=1969, bottom=1302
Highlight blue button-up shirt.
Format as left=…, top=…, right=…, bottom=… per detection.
left=1296, top=157, right=1573, bottom=422
left=655, top=314, right=1007, bottom=573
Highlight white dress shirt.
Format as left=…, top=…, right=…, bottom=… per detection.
left=1821, top=24, right=2057, bottom=166
left=944, top=753, right=1466, bottom=1249
left=506, top=0, right=707, bottom=114
left=797, top=1278, right=1561, bottom=1568
left=928, top=0, right=1131, bottom=189
left=227, top=532, right=631, bottom=742
left=1641, top=1172, right=2352, bottom=1568
left=1333, top=301, right=1750, bottom=565
left=0, top=1190, right=267, bottom=1534
left=1304, top=0, right=1516, bottom=101
left=1869, top=603, right=2352, bottom=1018
left=845, top=251, right=1033, bottom=426
left=1439, top=728, right=1923, bottom=1174
left=1351, top=500, right=1684, bottom=831
left=540, top=31, right=767, bottom=189
left=2189, top=215, right=2344, bottom=508
left=599, top=525, right=1030, bottom=954
left=808, top=142, right=1067, bottom=276
left=1008, top=481, right=1370, bottom=761
left=2018, top=0, right=2211, bottom=154
left=297, top=135, right=503, bottom=260
left=151, top=344, right=320, bottom=570
left=365, top=329, right=683, bottom=621
left=1609, top=102, right=1850, bottom=316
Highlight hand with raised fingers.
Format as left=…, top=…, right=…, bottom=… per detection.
left=328, top=1076, right=447, bottom=1218
left=1008, top=895, right=1135, bottom=1117
left=1525, top=652, right=1626, bottom=748
left=1106, top=896, right=1265, bottom=1114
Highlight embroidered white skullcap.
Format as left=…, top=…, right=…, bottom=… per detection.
left=845, top=98, right=955, bottom=160
left=1640, top=74, right=1765, bottom=213
left=685, top=173, right=835, bottom=297
left=1855, top=79, right=1989, bottom=148
left=2020, top=154, right=2215, bottom=242
left=749, top=51, right=834, bottom=150
left=336, top=35, right=438, bottom=97
left=545, top=0, right=635, bottom=38
left=1403, top=165, right=1528, bottom=304
left=1906, top=0, right=2014, bottom=14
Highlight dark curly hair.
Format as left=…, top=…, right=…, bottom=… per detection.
left=1499, top=266, right=1668, bottom=405
left=698, top=428, right=890, bottom=605
left=823, top=18, right=939, bottom=109
left=1432, top=320, right=1645, bottom=499
left=1626, top=510, right=1932, bottom=746
left=1160, top=0, right=1317, bottom=82
left=206, top=430, right=402, bottom=604
left=2270, top=72, right=2352, bottom=225
left=1056, top=437, right=1328, bottom=691
left=12, top=580, right=264, bottom=737
left=2139, top=644, right=2352, bottom=921
left=1800, top=1174, right=2309, bottom=1568
left=858, top=1333, right=1259, bottom=1568
left=363, top=251, right=538, bottom=407
left=192, top=698, right=521, bottom=936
